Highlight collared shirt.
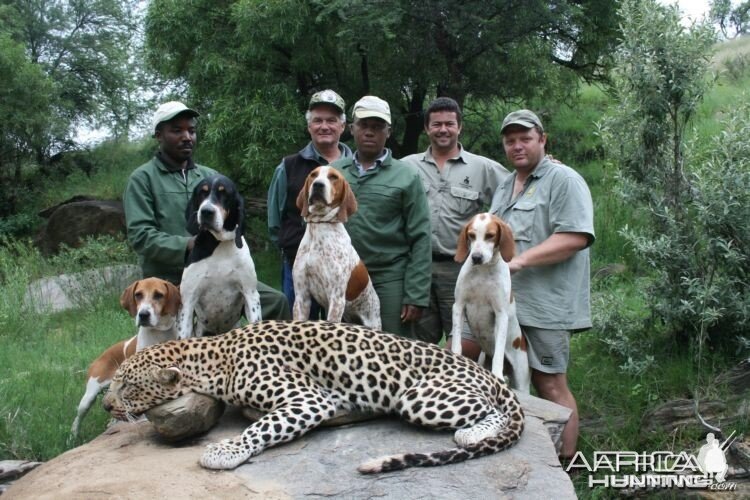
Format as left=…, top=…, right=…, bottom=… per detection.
left=402, top=144, right=509, bottom=255
left=490, top=156, right=595, bottom=331
left=353, top=149, right=389, bottom=176
left=331, top=149, right=431, bottom=307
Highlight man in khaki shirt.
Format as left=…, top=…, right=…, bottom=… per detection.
left=402, top=97, right=508, bottom=352
left=490, top=109, right=595, bottom=459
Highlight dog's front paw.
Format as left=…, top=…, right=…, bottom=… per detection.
left=199, top=439, right=250, bottom=470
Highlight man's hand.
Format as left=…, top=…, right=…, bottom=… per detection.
left=401, top=304, right=423, bottom=322
left=187, top=236, right=196, bottom=252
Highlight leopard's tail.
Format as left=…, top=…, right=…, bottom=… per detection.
left=357, top=394, right=524, bottom=474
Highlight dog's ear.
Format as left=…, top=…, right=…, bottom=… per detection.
left=493, top=215, right=516, bottom=263
left=163, top=281, right=182, bottom=316
left=224, top=187, right=245, bottom=249
left=296, top=174, right=312, bottom=217
left=185, top=185, right=201, bottom=236
left=153, top=366, right=181, bottom=386
left=337, top=179, right=358, bottom=222
left=120, top=281, right=139, bottom=317
left=454, top=220, right=471, bottom=263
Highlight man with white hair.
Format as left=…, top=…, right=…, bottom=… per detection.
left=267, top=90, right=353, bottom=316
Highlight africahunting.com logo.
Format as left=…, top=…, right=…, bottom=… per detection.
left=566, top=432, right=738, bottom=491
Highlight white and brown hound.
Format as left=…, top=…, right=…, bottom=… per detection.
left=71, top=277, right=181, bottom=435
left=293, top=166, right=381, bottom=329
left=179, top=174, right=261, bottom=338
left=451, top=213, right=530, bottom=393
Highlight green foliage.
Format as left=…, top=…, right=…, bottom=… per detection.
left=711, top=0, right=750, bottom=39
left=599, top=0, right=748, bottom=363
left=144, top=0, right=622, bottom=185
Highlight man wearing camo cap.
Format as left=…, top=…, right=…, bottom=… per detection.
left=490, top=108, right=595, bottom=459
left=267, top=90, right=353, bottom=317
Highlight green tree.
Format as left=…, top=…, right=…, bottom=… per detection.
left=0, top=32, right=53, bottom=214
left=711, top=0, right=750, bottom=38
left=144, top=0, right=621, bottom=186
left=599, top=0, right=748, bottom=360
left=0, top=0, right=141, bottom=160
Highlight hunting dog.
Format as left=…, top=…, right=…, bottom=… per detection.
left=70, top=277, right=180, bottom=435
left=178, top=174, right=261, bottom=338
left=451, top=213, right=530, bottom=393
left=293, top=166, right=381, bottom=329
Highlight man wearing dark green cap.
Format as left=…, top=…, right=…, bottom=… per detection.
left=267, top=90, right=353, bottom=315
left=490, top=109, right=594, bottom=459
left=124, top=101, right=290, bottom=320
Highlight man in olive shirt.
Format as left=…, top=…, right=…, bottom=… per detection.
left=331, top=96, right=431, bottom=337
left=402, top=97, right=508, bottom=352
left=490, top=109, right=594, bottom=458
left=124, top=101, right=290, bottom=320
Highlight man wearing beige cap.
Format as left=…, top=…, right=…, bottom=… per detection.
left=490, top=109, right=594, bottom=459
left=267, top=90, right=352, bottom=315
left=124, top=101, right=290, bottom=320
left=332, top=95, right=431, bottom=337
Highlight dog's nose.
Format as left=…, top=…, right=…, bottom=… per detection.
left=471, top=253, right=484, bottom=265
left=312, top=181, right=325, bottom=191
left=137, top=310, right=150, bottom=323
left=200, top=206, right=215, bottom=219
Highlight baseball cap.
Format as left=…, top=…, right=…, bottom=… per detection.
left=308, top=90, right=346, bottom=113
left=152, top=101, right=199, bottom=131
left=352, top=95, right=391, bottom=125
left=501, top=109, right=544, bottom=134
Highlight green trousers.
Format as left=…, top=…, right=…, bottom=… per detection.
left=258, top=280, right=291, bottom=320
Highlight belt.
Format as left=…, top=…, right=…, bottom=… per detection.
left=432, top=253, right=455, bottom=262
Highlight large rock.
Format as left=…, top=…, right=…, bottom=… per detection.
left=23, top=264, right=141, bottom=313
left=5, top=395, right=575, bottom=499
left=35, top=199, right=126, bottom=255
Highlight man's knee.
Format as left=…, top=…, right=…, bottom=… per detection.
left=531, top=371, right=571, bottom=401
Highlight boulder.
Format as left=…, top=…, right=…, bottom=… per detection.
left=5, top=394, right=575, bottom=499
left=35, top=199, right=126, bottom=255
left=23, top=264, right=141, bottom=313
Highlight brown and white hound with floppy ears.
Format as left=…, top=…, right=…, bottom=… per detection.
left=71, top=277, right=181, bottom=436
left=293, top=166, right=381, bottom=329
left=451, top=213, right=530, bottom=393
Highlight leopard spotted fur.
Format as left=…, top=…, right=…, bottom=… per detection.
left=102, top=320, right=524, bottom=473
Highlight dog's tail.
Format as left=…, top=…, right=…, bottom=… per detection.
left=357, top=386, right=524, bottom=474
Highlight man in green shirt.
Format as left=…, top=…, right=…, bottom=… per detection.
left=490, top=109, right=594, bottom=459
left=331, top=96, right=431, bottom=337
left=123, top=101, right=290, bottom=321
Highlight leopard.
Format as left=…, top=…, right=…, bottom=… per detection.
left=102, top=320, right=524, bottom=473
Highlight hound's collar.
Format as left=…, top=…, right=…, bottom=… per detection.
left=305, top=206, right=340, bottom=223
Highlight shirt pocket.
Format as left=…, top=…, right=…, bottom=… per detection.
left=510, top=201, right=536, bottom=242
left=450, top=186, right=479, bottom=217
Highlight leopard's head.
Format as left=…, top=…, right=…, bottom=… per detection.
left=102, top=344, right=188, bottom=421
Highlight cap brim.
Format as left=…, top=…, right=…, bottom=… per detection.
left=353, top=111, right=391, bottom=125
left=309, top=102, right=344, bottom=113
left=501, top=119, right=537, bottom=132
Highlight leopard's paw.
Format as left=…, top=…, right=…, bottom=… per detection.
left=199, top=438, right=250, bottom=470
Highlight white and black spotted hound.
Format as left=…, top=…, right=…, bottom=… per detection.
left=451, top=213, right=530, bottom=393
left=178, top=174, right=261, bottom=338
left=293, top=166, right=381, bottom=329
